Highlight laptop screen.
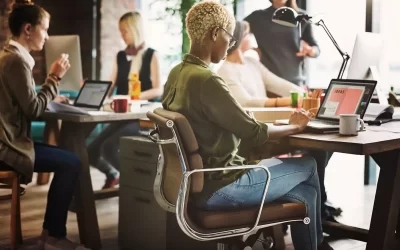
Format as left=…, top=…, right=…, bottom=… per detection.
left=316, top=79, right=377, bottom=120
left=74, top=80, right=112, bottom=109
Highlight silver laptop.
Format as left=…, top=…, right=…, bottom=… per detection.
left=276, top=79, right=377, bottom=133
left=47, top=80, right=112, bottom=115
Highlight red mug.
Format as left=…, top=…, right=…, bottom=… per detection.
left=110, top=99, right=129, bottom=113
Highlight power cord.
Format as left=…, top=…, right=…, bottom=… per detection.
left=365, top=119, right=400, bottom=126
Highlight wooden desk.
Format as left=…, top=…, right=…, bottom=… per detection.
left=40, top=109, right=154, bottom=250
left=282, top=123, right=400, bottom=250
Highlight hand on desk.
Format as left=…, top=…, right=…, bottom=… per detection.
left=53, top=95, right=70, bottom=104
left=289, top=109, right=312, bottom=131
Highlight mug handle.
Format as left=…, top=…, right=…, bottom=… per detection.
left=357, top=118, right=365, bottom=132
left=110, top=101, right=115, bottom=111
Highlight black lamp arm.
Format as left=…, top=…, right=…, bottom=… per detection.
left=315, top=20, right=348, bottom=58
left=315, top=19, right=350, bottom=79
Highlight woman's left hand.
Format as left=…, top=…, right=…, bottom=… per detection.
left=54, top=95, right=69, bottom=104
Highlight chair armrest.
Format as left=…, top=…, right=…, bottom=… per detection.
left=177, top=165, right=271, bottom=241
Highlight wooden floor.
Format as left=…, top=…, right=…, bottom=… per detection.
left=0, top=153, right=375, bottom=249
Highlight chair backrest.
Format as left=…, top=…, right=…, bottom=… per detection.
left=147, top=108, right=204, bottom=206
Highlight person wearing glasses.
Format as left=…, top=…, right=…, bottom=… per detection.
left=162, top=2, right=333, bottom=250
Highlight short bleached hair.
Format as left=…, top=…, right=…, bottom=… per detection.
left=185, top=1, right=235, bottom=44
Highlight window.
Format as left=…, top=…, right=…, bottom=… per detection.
left=374, top=0, right=400, bottom=92
left=306, top=0, right=366, bottom=88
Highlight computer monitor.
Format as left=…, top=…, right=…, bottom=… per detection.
left=44, top=35, right=83, bottom=92
left=347, top=32, right=386, bottom=104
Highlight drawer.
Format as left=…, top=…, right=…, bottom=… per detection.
left=119, top=188, right=167, bottom=250
left=120, top=158, right=157, bottom=191
left=120, top=136, right=159, bottom=163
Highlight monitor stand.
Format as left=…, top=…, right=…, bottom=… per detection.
left=367, top=65, right=388, bottom=105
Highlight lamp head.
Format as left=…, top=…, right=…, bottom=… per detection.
left=272, top=7, right=304, bottom=27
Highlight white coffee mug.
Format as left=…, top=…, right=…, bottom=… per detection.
left=339, top=114, right=365, bottom=136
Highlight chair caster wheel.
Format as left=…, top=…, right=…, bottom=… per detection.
left=258, top=235, right=274, bottom=249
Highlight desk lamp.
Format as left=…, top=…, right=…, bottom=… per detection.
left=272, top=7, right=350, bottom=79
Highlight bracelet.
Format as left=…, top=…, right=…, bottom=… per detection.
left=48, top=73, right=61, bottom=81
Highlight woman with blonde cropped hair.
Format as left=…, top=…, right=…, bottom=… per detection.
left=162, top=1, right=332, bottom=250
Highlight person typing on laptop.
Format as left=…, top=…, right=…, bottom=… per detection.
left=161, top=2, right=334, bottom=249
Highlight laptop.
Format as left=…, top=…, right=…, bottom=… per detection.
left=47, top=80, right=112, bottom=115
left=275, top=79, right=377, bottom=133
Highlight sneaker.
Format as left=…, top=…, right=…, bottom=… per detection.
left=37, top=229, right=49, bottom=249
left=44, top=237, right=91, bottom=250
left=318, top=240, right=334, bottom=250
left=102, top=176, right=120, bottom=189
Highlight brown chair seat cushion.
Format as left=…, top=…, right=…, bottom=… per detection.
left=190, top=201, right=306, bottom=230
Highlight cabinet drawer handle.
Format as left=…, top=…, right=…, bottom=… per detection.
left=135, top=197, right=151, bottom=204
left=134, top=168, right=152, bottom=176
left=133, top=151, right=153, bottom=158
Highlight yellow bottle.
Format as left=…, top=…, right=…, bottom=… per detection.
left=128, top=73, right=141, bottom=100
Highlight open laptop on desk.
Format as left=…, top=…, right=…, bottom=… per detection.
left=275, top=79, right=377, bottom=133
left=47, top=80, right=112, bottom=115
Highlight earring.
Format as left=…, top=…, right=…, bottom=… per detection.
left=27, top=36, right=30, bottom=40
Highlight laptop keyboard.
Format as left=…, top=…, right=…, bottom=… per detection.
left=310, top=119, right=338, bottom=125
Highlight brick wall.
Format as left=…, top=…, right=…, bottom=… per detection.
left=0, top=0, right=13, bottom=50
left=100, top=0, right=137, bottom=80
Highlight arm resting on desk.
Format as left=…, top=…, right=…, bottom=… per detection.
left=267, top=124, right=301, bottom=140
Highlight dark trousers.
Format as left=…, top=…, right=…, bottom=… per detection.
left=88, top=122, right=140, bottom=178
left=307, top=150, right=334, bottom=206
left=34, top=142, right=81, bottom=238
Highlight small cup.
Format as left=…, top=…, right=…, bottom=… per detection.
left=339, top=114, right=365, bottom=136
left=110, top=98, right=129, bottom=113
left=290, top=91, right=299, bottom=108
left=302, top=98, right=320, bottom=112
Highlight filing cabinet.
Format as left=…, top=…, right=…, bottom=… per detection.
left=119, top=136, right=218, bottom=250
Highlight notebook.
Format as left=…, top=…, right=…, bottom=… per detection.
left=275, top=79, right=377, bottom=133
left=47, top=80, right=112, bottom=115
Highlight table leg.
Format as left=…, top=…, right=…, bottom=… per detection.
left=368, top=149, right=400, bottom=250
left=37, top=120, right=61, bottom=185
left=364, top=155, right=377, bottom=185
left=60, top=122, right=101, bottom=249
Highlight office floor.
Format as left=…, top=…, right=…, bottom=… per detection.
left=0, top=153, right=375, bottom=250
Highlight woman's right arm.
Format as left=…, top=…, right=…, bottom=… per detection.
left=200, top=76, right=305, bottom=145
left=5, top=55, right=58, bottom=119
left=107, top=56, right=118, bottom=97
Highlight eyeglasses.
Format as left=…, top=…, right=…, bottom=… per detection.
left=219, top=27, right=237, bottom=48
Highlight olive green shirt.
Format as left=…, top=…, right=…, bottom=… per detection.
left=162, top=54, right=269, bottom=199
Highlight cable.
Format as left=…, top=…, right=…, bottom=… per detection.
left=365, top=119, right=400, bottom=126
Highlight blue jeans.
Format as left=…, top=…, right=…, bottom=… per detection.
left=197, top=156, right=322, bottom=250
left=34, top=142, right=81, bottom=238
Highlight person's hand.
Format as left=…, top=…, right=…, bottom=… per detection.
left=289, top=109, right=312, bottom=131
left=53, top=95, right=69, bottom=104
left=296, top=40, right=316, bottom=57
left=49, top=53, right=71, bottom=79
